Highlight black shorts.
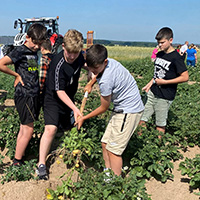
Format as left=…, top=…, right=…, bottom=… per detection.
left=43, top=94, right=75, bottom=130
left=15, top=96, right=40, bottom=125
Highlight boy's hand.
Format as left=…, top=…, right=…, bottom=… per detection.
left=84, top=85, right=92, bottom=94
left=73, top=108, right=83, bottom=123
left=155, top=78, right=166, bottom=85
left=75, top=116, right=85, bottom=130
left=14, top=75, right=24, bottom=87
left=142, top=79, right=154, bottom=92
left=84, top=72, right=97, bottom=94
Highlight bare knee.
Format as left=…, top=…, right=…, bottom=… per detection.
left=43, top=125, right=57, bottom=138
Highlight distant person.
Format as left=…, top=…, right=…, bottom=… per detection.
left=39, top=39, right=53, bottom=106
left=193, top=45, right=199, bottom=52
left=0, top=45, right=4, bottom=59
left=76, top=44, right=144, bottom=176
left=186, top=44, right=197, bottom=67
left=151, top=45, right=159, bottom=62
left=139, top=27, right=189, bottom=134
left=0, top=23, right=47, bottom=166
left=176, top=44, right=182, bottom=53
left=180, top=41, right=189, bottom=60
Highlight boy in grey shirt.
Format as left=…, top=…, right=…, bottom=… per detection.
left=76, top=44, right=144, bottom=176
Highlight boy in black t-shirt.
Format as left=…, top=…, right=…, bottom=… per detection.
left=0, top=23, right=47, bottom=166
left=139, top=27, right=189, bottom=134
left=37, top=29, right=91, bottom=180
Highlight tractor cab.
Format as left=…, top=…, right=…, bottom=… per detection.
left=1, top=16, right=63, bottom=56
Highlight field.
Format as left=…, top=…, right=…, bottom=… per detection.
left=0, top=46, right=200, bottom=200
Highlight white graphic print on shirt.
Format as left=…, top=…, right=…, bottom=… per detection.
left=154, top=57, right=171, bottom=79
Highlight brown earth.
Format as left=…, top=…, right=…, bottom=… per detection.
left=0, top=146, right=200, bottom=200
left=0, top=77, right=200, bottom=200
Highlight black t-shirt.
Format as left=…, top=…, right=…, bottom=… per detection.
left=7, top=45, right=39, bottom=97
left=45, top=50, right=85, bottom=105
left=151, top=50, right=187, bottom=100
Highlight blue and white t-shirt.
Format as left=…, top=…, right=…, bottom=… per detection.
left=97, top=58, right=144, bottom=113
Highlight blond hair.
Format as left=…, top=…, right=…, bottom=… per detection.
left=63, top=29, right=83, bottom=53
left=189, top=44, right=194, bottom=49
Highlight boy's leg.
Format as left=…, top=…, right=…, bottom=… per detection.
left=156, top=126, right=165, bottom=133
left=102, top=142, right=122, bottom=176
left=15, top=122, right=34, bottom=160
left=139, top=90, right=155, bottom=132
left=38, top=124, right=57, bottom=165
left=155, top=98, right=173, bottom=134
left=107, top=151, right=122, bottom=176
left=102, top=112, right=143, bottom=176
left=101, top=142, right=111, bottom=168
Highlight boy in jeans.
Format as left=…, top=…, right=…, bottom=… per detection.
left=0, top=23, right=47, bottom=165
left=37, top=29, right=91, bottom=180
left=139, top=27, right=189, bottom=134
left=77, top=44, right=144, bottom=176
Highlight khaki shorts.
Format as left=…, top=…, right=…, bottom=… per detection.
left=140, top=90, right=173, bottom=127
left=101, top=111, right=143, bottom=155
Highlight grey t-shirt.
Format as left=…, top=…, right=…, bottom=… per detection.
left=97, top=58, right=144, bottom=113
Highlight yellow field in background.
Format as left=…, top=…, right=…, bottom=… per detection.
left=106, top=45, right=200, bottom=61
left=106, top=46, right=154, bottom=61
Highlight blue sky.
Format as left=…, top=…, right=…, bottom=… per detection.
left=0, top=0, right=200, bottom=44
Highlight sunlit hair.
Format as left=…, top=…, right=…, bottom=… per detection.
left=41, top=39, right=52, bottom=51
left=86, top=44, right=108, bottom=68
left=63, top=29, right=83, bottom=53
left=155, top=27, right=173, bottom=40
left=189, top=43, right=194, bottom=49
left=27, top=23, right=47, bottom=44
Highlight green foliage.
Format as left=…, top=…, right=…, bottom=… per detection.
left=0, top=107, right=44, bottom=159
left=168, top=83, right=200, bottom=148
left=1, top=52, right=200, bottom=197
left=179, top=154, right=200, bottom=194
left=47, top=168, right=151, bottom=200
left=1, top=159, right=37, bottom=184
left=0, top=107, right=19, bottom=158
left=92, top=38, right=157, bottom=47
left=128, top=128, right=182, bottom=183
left=0, top=65, right=15, bottom=99
left=0, top=154, right=4, bottom=165
left=61, top=127, right=102, bottom=168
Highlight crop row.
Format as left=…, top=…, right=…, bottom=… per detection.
left=0, top=58, right=200, bottom=199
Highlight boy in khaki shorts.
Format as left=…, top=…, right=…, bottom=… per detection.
left=139, top=27, right=189, bottom=134
left=77, top=44, right=144, bottom=176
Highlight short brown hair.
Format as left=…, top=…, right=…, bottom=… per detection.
left=63, top=29, right=83, bottom=53
left=155, top=27, right=173, bottom=40
left=86, top=44, right=108, bottom=68
left=27, top=23, right=47, bottom=44
left=41, top=39, right=52, bottom=51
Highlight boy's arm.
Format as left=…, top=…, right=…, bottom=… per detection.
left=84, top=75, right=97, bottom=93
left=195, top=53, right=197, bottom=63
left=56, top=90, right=82, bottom=122
left=76, top=94, right=111, bottom=129
left=142, top=78, right=154, bottom=92
left=155, top=71, right=189, bottom=85
left=0, top=56, right=24, bottom=86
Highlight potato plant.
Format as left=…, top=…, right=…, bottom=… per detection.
left=0, top=48, right=200, bottom=197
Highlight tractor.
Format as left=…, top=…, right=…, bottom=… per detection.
left=1, top=16, right=63, bottom=56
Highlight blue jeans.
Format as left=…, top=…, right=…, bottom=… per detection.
left=187, top=59, right=195, bottom=67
